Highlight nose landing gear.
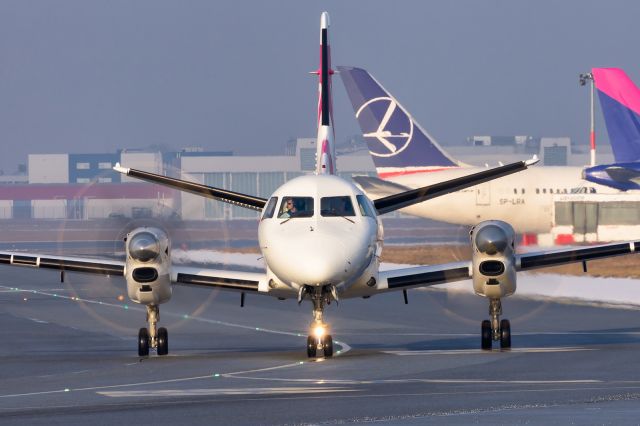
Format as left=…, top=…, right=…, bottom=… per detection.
left=138, top=305, right=169, bottom=356
left=304, top=285, right=335, bottom=358
left=481, top=298, right=511, bottom=350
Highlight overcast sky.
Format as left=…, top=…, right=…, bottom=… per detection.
left=1, top=1, right=639, bottom=172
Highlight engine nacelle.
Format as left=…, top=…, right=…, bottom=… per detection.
left=470, top=220, right=517, bottom=299
left=124, top=227, right=172, bottom=305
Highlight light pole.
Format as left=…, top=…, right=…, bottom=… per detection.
left=580, top=72, right=595, bottom=166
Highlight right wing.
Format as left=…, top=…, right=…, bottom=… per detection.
left=114, top=164, right=267, bottom=211
left=376, top=261, right=471, bottom=292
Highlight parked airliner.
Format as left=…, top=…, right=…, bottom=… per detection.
left=338, top=66, right=638, bottom=233
left=1, top=14, right=639, bottom=358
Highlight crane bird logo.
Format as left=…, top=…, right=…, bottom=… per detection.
left=356, top=96, right=414, bottom=158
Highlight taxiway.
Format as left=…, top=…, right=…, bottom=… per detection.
left=2, top=265, right=640, bottom=425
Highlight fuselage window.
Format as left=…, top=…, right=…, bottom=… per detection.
left=536, top=188, right=540, bottom=194
left=356, top=195, right=376, bottom=217
left=321, top=196, right=356, bottom=217
left=278, top=196, right=314, bottom=218
left=513, top=188, right=517, bottom=194
left=542, top=188, right=546, bottom=194
left=521, top=188, right=525, bottom=194
left=262, top=197, right=278, bottom=219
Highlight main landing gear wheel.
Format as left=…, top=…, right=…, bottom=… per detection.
left=138, top=327, right=150, bottom=357
left=481, top=320, right=491, bottom=350
left=157, top=327, right=169, bottom=356
left=500, top=319, right=511, bottom=349
left=322, top=335, right=334, bottom=358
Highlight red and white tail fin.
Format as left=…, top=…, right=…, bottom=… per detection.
left=314, top=11, right=336, bottom=175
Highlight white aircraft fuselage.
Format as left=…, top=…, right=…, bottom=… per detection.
left=258, top=174, right=381, bottom=293
left=384, top=166, right=615, bottom=233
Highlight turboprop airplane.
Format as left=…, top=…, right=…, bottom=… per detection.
left=338, top=66, right=623, bottom=234
left=1, top=13, right=639, bottom=358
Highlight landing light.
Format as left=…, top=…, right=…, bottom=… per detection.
left=313, top=325, right=326, bottom=338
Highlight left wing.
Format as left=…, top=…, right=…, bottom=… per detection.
left=0, top=252, right=124, bottom=276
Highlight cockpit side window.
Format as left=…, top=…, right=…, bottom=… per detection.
left=321, top=196, right=356, bottom=217
left=356, top=195, right=376, bottom=217
left=262, top=197, right=278, bottom=219
left=278, top=196, right=314, bottom=218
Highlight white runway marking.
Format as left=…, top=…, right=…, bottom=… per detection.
left=98, top=386, right=356, bottom=398
left=383, top=347, right=596, bottom=356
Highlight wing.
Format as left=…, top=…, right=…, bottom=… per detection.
left=171, top=265, right=297, bottom=299
left=113, top=164, right=267, bottom=211
left=372, top=157, right=539, bottom=215
left=376, top=261, right=471, bottom=292
left=0, top=252, right=124, bottom=276
left=516, top=241, right=639, bottom=271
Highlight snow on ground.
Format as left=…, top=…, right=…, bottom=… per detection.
left=173, top=249, right=640, bottom=308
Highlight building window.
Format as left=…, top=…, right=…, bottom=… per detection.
left=98, top=162, right=112, bottom=169
left=76, top=178, right=90, bottom=183
left=76, top=162, right=90, bottom=170
left=98, top=177, right=112, bottom=183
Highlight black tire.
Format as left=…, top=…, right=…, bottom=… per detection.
left=500, top=319, right=511, bottom=349
left=307, top=336, right=316, bottom=358
left=157, top=327, right=169, bottom=356
left=138, top=327, right=150, bottom=357
left=481, top=320, right=492, bottom=350
left=323, top=335, right=334, bottom=358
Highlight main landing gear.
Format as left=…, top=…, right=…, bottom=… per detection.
left=138, top=305, right=169, bottom=356
left=481, top=298, right=511, bottom=350
left=301, top=285, right=335, bottom=358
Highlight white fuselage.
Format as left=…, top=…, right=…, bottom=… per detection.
left=383, top=167, right=616, bottom=233
left=258, top=174, right=382, bottom=295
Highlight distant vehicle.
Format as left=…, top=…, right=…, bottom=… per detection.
left=338, top=66, right=619, bottom=234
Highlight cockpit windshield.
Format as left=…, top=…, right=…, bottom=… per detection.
left=278, top=197, right=314, bottom=219
left=321, top=196, right=355, bottom=217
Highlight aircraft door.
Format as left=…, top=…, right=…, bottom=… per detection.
left=476, top=183, right=491, bottom=206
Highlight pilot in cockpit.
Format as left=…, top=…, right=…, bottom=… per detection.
left=279, top=198, right=298, bottom=218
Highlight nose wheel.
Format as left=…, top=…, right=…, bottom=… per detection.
left=138, top=305, right=169, bottom=356
left=304, top=285, right=336, bottom=358
left=480, top=298, right=511, bottom=350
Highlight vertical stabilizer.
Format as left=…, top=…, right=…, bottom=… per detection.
left=314, top=12, right=336, bottom=175
left=338, top=66, right=465, bottom=178
left=592, top=68, right=640, bottom=163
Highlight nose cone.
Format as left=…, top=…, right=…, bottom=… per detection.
left=265, top=230, right=362, bottom=286
left=129, top=232, right=160, bottom=262
left=475, top=225, right=508, bottom=255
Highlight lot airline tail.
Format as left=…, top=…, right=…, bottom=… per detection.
left=338, top=66, right=464, bottom=179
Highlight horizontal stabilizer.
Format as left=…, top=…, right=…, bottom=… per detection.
left=114, top=164, right=267, bottom=211
left=373, top=156, right=538, bottom=215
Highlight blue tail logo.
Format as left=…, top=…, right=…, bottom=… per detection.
left=356, top=97, right=414, bottom=157
left=338, top=66, right=460, bottom=173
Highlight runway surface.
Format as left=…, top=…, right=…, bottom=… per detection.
left=2, top=265, right=640, bottom=425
